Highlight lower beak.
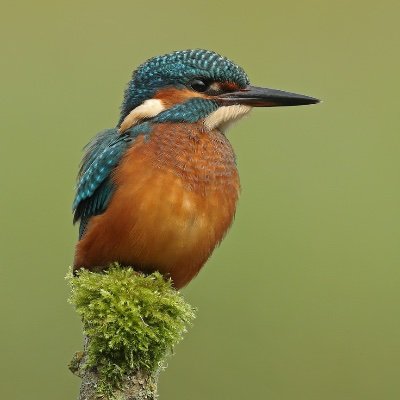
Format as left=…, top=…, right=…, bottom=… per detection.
left=217, top=85, right=320, bottom=107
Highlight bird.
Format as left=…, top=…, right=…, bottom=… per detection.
left=73, top=49, right=319, bottom=289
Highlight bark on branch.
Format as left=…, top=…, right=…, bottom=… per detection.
left=70, top=336, right=158, bottom=400
left=67, top=265, right=195, bottom=399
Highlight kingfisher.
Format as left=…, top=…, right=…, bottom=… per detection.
left=73, top=49, right=319, bottom=289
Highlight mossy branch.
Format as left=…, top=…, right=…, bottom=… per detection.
left=67, top=264, right=196, bottom=399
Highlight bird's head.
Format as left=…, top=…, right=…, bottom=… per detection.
left=118, top=49, right=319, bottom=133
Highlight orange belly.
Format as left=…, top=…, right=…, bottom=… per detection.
left=74, top=123, right=240, bottom=288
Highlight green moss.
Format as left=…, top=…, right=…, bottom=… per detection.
left=67, top=264, right=195, bottom=395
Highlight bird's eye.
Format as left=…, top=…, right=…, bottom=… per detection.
left=189, top=79, right=209, bottom=92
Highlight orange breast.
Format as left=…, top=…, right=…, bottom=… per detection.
left=74, top=122, right=240, bottom=288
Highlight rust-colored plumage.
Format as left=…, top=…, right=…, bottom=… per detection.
left=74, top=122, right=239, bottom=288
left=73, top=50, right=319, bottom=289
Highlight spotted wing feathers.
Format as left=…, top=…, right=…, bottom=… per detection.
left=72, top=128, right=133, bottom=234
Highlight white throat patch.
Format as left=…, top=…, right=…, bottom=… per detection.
left=203, top=105, right=252, bottom=132
left=119, top=99, right=165, bottom=133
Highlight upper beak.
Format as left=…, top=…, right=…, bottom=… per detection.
left=217, top=85, right=320, bottom=107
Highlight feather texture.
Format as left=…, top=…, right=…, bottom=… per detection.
left=74, top=122, right=240, bottom=288
left=73, top=124, right=151, bottom=236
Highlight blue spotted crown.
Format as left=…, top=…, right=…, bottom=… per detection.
left=120, top=49, right=250, bottom=122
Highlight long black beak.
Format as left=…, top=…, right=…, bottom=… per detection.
left=217, top=85, right=320, bottom=107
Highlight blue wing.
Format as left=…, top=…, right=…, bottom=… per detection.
left=73, top=128, right=136, bottom=238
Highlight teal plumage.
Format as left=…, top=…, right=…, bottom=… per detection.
left=73, top=124, right=150, bottom=237
left=74, top=49, right=248, bottom=238
left=152, top=98, right=218, bottom=124
left=73, top=49, right=319, bottom=288
left=119, top=49, right=249, bottom=124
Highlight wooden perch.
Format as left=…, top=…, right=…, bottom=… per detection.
left=67, top=265, right=195, bottom=399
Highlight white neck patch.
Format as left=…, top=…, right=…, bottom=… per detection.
left=119, top=99, right=165, bottom=133
left=203, top=105, right=252, bottom=132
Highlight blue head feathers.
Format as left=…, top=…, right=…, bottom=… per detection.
left=119, top=49, right=249, bottom=124
left=75, top=49, right=319, bottom=238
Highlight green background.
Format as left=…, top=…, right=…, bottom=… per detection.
left=1, top=0, right=399, bottom=399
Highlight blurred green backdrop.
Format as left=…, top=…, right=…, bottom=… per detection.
left=1, top=0, right=399, bottom=399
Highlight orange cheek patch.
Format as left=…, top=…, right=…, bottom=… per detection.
left=154, top=87, right=209, bottom=108
left=221, top=82, right=241, bottom=91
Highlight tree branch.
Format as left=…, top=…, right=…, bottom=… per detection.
left=67, top=265, right=195, bottom=399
